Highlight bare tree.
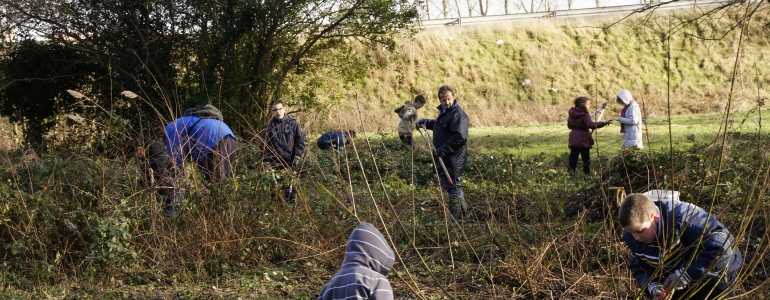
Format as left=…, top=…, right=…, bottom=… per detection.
left=479, top=0, right=489, bottom=16
left=443, top=0, right=449, bottom=18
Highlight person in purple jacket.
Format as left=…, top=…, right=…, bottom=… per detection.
left=567, top=96, right=611, bottom=175
left=165, top=104, right=237, bottom=185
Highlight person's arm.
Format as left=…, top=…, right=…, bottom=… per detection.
left=629, top=254, right=657, bottom=295
left=422, top=119, right=436, bottom=130
left=434, top=114, right=469, bottom=157
left=402, top=106, right=416, bottom=120
left=616, top=104, right=641, bottom=125
left=582, top=114, right=608, bottom=129
left=292, top=121, right=307, bottom=159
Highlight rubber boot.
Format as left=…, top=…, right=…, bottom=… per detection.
left=284, top=187, right=295, bottom=205
left=449, top=196, right=468, bottom=222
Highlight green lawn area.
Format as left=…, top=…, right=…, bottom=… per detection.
left=467, top=109, right=769, bottom=157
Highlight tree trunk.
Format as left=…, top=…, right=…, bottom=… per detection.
left=442, top=0, right=449, bottom=18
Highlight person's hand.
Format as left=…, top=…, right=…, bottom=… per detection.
left=604, top=120, right=613, bottom=126
left=291, top=157, right=300, bottom=172
left=416, top=119, right=426, bottom=129
left=649, top=282, right=666, bottom=298
left=613, top=117, right=621, bottom=122
left=663, top=270, right=689, bottom=292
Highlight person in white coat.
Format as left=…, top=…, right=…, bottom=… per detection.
left=614, top=89, right=644, bottom=150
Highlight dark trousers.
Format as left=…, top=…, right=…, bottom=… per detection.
left=399, top=134, right=413, bottom=146
left=568, top=147, right=591, bottom=175
left=199, top=136, right=237, bottom=182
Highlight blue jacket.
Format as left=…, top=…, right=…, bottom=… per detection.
left=623, top=199, right=742, bottom=291
left=423, top=101, right=469, bottom=178
left=164, top=116, right=235, bottom=166
left=317, top=131, right=350, bottom=151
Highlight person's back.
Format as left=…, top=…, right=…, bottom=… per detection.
left=395, top=95, right=425, bottom=147
left=317, top=130, right=349, bottom=151
left=318, top=222, right=395, bottom=300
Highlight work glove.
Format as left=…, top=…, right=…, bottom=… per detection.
left=291, top=157, right=300, bottom=173
left=613, top=117, right=621, bottom=122
left=603, top=120, right=613, bottom=126
left=648, top=282, right=666, bottom=298
left=416, top=119, right=426, bottom=129
left=663, top=269, right=689, bottom=292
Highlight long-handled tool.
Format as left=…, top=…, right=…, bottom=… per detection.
left=591, top=101, right=609, bottom=134
left=590, top=101, right=608, bottom=118
left=417, top=125, right=454, bottom=185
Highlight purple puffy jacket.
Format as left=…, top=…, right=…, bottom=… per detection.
left=568, top=106, right=608, bottom=149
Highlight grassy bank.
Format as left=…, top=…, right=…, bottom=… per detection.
left=290, top=3, right=769, bottom=135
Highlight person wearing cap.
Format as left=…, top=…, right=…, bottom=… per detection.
left=394, top=95, right=426, bottom=147
left=614, top=89, right=644, bottom=150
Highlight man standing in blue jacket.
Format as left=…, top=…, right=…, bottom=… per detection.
left=417, top=85, right=469, bottom=222
left=619, top=194, right=742, bottom=299
left=260, top=99, right=306, bottom=203
left=164, top=105, right=237, bottom=214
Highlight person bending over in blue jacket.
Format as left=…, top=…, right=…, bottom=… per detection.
left=619, top=194, right=742, bottom=299
left=318, top=222, right=394, bottom=300
left=317, top=130, right=356, bottom=153
left=165, top=105, right=237, bottom=213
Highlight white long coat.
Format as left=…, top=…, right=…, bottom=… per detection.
left=617, top=101, right=644, bottom=149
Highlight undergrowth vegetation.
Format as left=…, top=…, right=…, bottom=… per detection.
left=1, top=110, right=769, bottom=299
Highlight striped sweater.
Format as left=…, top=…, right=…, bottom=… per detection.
left=319, top=223, right=395, bottom=300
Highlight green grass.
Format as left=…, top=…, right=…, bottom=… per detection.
left=468, top=109, right=768, bottom=157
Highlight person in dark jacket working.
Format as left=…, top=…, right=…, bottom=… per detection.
left=417, top=85, right=469, bottom=222
left=317, top=130, right=356, bottom=153
left=318, top=222, right=395, bottom=300
left=619, top=194, right=742, bottom=299
left=567, top=96, right=611, bottom=175
left=124, top=139, right=181, bottom=217
left=260, top=99, right=306, bottom=203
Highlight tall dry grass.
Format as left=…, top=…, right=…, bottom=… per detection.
left=288, top=4, right=769, bottom=135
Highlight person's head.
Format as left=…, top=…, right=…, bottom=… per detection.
left=269, top=99, right=285, bottom=119
left=124, top=139, right=145, bottom=161
left=414, top=95, right=426, bottom=109
left=573, top=96, right=590, bottom=110
left=437, top=85, right=455, bottom=109
left=345, top=130, right=357, bottom=139
left=618, top=194, right=659, bottom=244
left=617, top=89, right=633, bottom=105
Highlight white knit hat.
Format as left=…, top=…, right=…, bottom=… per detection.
left=617, top=89, right=633, bottom=105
